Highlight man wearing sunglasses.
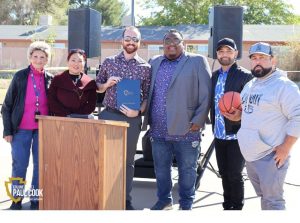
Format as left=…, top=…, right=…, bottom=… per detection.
left=142, top=29, right=212, bottom=210
left=96, top=26, right=151, bottom=210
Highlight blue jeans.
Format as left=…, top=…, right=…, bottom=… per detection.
left=151, top=137, right=200, bottom=209
left=11, top=129, right=39, bottom=201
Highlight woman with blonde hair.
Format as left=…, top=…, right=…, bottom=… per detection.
left=1, top=41, right=53, bottom=210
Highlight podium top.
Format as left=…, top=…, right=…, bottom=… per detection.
left=36, top=115, right=129, bottom=127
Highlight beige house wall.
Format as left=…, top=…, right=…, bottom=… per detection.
left=0, top=40, right=282, bottom=71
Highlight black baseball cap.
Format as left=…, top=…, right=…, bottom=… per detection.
left=217, top=38, right=237, bottom=51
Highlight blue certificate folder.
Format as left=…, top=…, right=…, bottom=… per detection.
left=117, top=79, right=141, bottom=110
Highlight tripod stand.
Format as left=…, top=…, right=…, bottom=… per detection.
left=134, top=132, right=220, bottom=185
left=195, top=139, right=220, bottom=190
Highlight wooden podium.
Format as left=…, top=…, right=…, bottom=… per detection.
left=37, top=116, right=129, bottom=210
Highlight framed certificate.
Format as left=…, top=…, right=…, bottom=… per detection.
left=117, top=79, right=141, bottom=110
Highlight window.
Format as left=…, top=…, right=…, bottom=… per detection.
left=186, top=44, right=208, bottom=56
left=148, top=45, right=163, bottom=52
left=148, top=45, right=163, bottom=58
left=53, top=43, right=65, bottom=49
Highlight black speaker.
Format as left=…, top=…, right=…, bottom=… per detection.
left=68, top=8, right=101, bottom=58
left=208, top=6, right=243, bottom=59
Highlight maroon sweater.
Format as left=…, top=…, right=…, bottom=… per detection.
left=48, top=70, right=97, bottom=117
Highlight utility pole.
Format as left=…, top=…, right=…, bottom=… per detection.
left=131, top=0, right=135, bottom=26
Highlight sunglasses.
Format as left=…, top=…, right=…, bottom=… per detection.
left=123, top=36, right=140, bottom=43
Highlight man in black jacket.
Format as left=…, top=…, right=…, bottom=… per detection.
left=211, top=38, right=253, bottom=210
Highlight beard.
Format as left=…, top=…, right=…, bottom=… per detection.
left=251, top=65, right=272, bottom=78
left=218, top=57, right=235, bottom=66
left=123, top=44, right=138, bottom=54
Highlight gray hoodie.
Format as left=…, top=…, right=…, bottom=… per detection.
left=237, top=69, right=300, bottom=161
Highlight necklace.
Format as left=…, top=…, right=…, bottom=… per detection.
left=73, top=76, right=81, bottom=85
left=73, top=88, right=84, bottom=99
left=69, top=73, right=82, bottom=86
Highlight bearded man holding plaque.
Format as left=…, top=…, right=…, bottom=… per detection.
left=96, top=26, right=151, bottom=210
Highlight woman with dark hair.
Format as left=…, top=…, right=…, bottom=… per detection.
left=1, top=41, right=53, bottom=210
left=48, top=49, right=97, bottom=117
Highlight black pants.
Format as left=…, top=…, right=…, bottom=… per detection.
left=215, top=138, right=245, bottom=210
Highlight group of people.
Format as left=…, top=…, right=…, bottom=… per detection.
left=212, top=38, right=300, bottom=210
left=1, top=43, right=98, bottom=210
left=1, top=25, right=300, bottom=211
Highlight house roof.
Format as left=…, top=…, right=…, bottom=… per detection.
left=0, top=24, right=300, bottom=43
left=0, top=25, right=67, bottom=41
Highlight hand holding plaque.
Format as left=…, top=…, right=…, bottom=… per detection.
left=117, top=79, right=141, bottom=110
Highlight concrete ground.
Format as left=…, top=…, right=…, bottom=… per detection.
left=131, top=127, right=300, bottom=211
left=0, top=118, right=299, bottom=222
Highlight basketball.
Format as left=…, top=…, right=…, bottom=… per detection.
left=218, top=91, right=242, bottom=114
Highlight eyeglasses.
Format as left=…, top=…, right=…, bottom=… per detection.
left=164, top=38, right=183, bottom=45
left=123, top=36, right=140, bottom=43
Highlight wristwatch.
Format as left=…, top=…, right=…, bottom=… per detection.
left=138, top=110, right=142, bottom=116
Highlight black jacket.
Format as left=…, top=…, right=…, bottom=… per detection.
left=1, top=66, right=53, bottom=137
left=210, top=63, right=253, bottom=135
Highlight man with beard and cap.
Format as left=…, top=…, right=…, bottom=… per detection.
left=223, top=42, right=300, bottom=210
left=210, top=38, right=253, bottom=210
left=96, top=26, right=151, bottom=210
left=142, top=29, right=211, bottom=210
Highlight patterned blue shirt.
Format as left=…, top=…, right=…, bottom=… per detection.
left=149, top=55, right=200, bottom=141
left=214, top=69, right=237, bottom=140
